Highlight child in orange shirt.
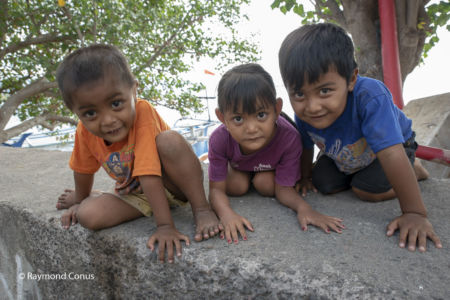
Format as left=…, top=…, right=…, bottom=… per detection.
left=55, top=44, right=221, bottom=263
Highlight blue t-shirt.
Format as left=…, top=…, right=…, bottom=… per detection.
left=295, top=75, right=413, bottom=174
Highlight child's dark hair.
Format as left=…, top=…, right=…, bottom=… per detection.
left=56, top=44, right=135, bottom=109
left=217, top=63, right=277, bottom=114
left=278, top=23, right=357, bottom=91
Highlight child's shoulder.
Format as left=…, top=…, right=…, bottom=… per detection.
left=353, top=76, right=390, bottom=99
left=277, top=115, right=301, bottom=137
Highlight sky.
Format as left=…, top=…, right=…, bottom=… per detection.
left=160, top=0, right=450, bottom=126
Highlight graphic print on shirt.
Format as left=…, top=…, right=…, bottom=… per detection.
left=102, top=144, right=140, bottom=194
left=253, top=163, right=273, bottom=172
left=308, top=132, right=376, bottom=174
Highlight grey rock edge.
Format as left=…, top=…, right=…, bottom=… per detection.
left=1, top=94, right=449, bottom=299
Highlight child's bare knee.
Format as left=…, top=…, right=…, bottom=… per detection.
left=253, top=173, right=275, bottom=197
left=156, top=130, right=185, bottom=156
left=352, top=187, right=393, bottom=202
left=253, top=180, right=274, bottom=197
left=76, top=206, right=103, bottom=230
left=226, top=181, right=249, bottom=196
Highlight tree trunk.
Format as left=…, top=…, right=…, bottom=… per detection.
left=335, top=0, right=427, bottom=85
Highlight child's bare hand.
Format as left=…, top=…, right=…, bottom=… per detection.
left=296, top=178, right=317, bottom=197
left=147, top=224, right=190, bottom=263
left=61, top=204, right=80, bottom=229
left=193, top=207, right=223, bottom=242
left=386, top=213, right=442, bottom=252
left=297, top=207, right=344, bottom=233
left=220, top=212, right=254, bottom=244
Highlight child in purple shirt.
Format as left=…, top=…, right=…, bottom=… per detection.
left=209, top=63, right=344, bottom=244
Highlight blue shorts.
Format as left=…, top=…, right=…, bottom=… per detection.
left=311, top=133, right=417, bottom=194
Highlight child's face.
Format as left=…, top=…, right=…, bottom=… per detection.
left=288, top=69, right=357, bottom=129
left=71, top=74, right=137, bottom=144
left=216, top=98, right=282, bottom=155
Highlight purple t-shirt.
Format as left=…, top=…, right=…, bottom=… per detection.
left=208, top=116, right=302, bottom=187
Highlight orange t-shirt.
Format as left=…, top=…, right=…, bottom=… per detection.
left=69, top=99, right=170, bottom=195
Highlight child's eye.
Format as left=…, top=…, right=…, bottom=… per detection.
left=293, top=91, right=305, bottom=101
left=111, top=100, right=123, bottom=109
left=83, top=110, right=96, bottom=118
left=256, top=112, right=268, bottom=120
left=232, top=116, right=243, bottom=124
left=319, top=88, right=331, bottom=95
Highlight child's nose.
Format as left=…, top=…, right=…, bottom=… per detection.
left=101, top=113, right=117, bottom=126
left=305, top=98, right=321, bottom=113
left=245, top=120, right=258, bottom=133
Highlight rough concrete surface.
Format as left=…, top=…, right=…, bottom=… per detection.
left=403, top=92, right=450, bottom=178
left=1, top=95, right=449, bottom=299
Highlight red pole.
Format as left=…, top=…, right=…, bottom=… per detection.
left=378, top=0, right=449, bottom=166
left=378, top=0, right=404, bottom=109
left=416, top=145, right=450, bottom=166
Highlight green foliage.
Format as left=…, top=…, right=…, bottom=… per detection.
left=424, top=1, right=450, bottom=58
left=271, top=0, right=450, bottom=62
left=1, top=0, right=259, bottom=122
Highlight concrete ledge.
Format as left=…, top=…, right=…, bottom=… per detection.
left=1, top=146, right=449, bottom=299
left=404, top=92, right=450, bottom=178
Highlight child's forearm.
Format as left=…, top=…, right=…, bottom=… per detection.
left=301, top=148, right=314, bottom=179
left=377, top=145, right=427, bottom=216
left=73, top=171, right=94, bottom=203
left=139, top=175, right=175, bottom=227
left=209, top=184, right=236, bottom=219
left=275, top=184, right=311, bottom=213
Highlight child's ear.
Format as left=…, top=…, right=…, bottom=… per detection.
left=348, top=69, right=359, bottom=92
left=275, top=98, right=283, bottom=116
left=215, top=108, right=225, bottom=123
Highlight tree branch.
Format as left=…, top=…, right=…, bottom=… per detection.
left=2, top=113, right=77, bottom=142
left=135, top=12, right=203, bottom=75
left=323, top=0, right=346, bottom=25
left=0, top=78, right=57, bottom=130
left=0, top=33, right=75, bottom=60
left=61, top=6, right=85, bottom=46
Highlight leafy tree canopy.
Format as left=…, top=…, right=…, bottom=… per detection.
left=0, top=0, right=259, bottom=142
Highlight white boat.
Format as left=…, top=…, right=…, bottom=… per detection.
left=4, top=119, right=218, bottom=159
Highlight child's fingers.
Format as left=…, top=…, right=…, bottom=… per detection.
left=230, top=226, right=239, bottom=244
left=407, top=229, right=419, bottom=251
left=225, top=227, right=232, bottom=244
left=418, top=231, right=427, bottom=253
left=327, top=222, right=343, bottom=233
left=386, top=219, right=399, bottom=236
left=166, top=241, right=175, bottom=263
left=398, top=227, right=409, bottom=249
left=179, top=233, right=190, bottom=246
left=298, top=217, right=308, bottom=232
left=236, top=224, right=248, bottom=241
left=147, top=236, right=156, bottom=252
left=242, top=218, right=254, bottom=232
left=428, top=231, right=442, bottom=249
left=301, top=186, right=308, bottom=197
left=312, top=220, right=330, bottom=233
left=158, top=242, right=166, bottom=263
left=71, top=211, right=78, bottom=225
left=61, top=213, right=70, bottom=229
left=174, top=239, right=182, bottom=258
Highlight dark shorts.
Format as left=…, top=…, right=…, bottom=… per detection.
left=312, top=133, right=417, bottom=194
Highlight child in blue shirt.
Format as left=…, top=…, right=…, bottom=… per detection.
left=278, top=23, right=442, bottom=252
